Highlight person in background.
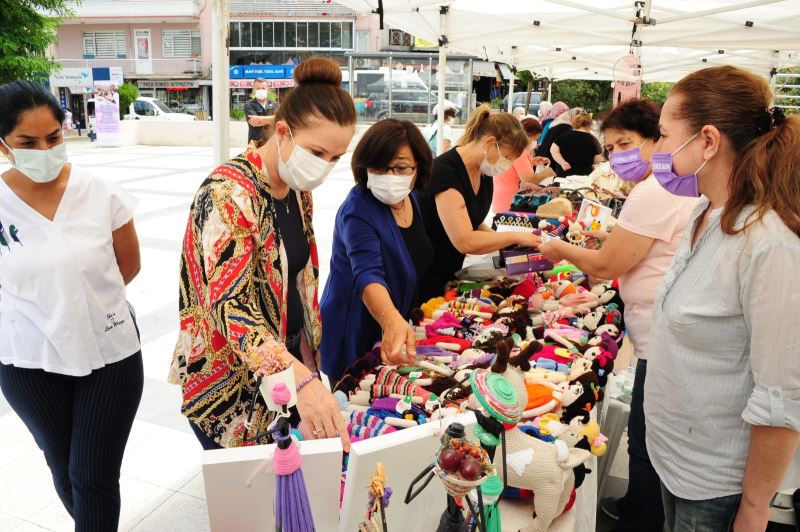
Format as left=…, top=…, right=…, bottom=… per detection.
left=512, top=106, right=526, bottom=121
left=492, top=116, right=558, bottom=213
left=244, top=77, right=278, bottom=144
left=170, top=58, right=354, bottom=450
left=538, top=100, right=567, bottom=145
left=644, top=65, right=800, bottom=532
left=537, top=106, right=586, bottom=175
left=537, top=100, right=553, bottom=122
left=418, top=105, right=542, bottom=303
left=423, top=101, right=457, bottom=153
left=321, top=120, right=433, bottom=384
left=0, top=80, right=143, bottom=531
left=550, top=112, right=603, bottom=176
left=62, top=108, right=73, bottom=134
left=542, top=98, right=693, bottom=532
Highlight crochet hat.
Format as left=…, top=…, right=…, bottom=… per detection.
left=470, top=369, right=522, bottom=424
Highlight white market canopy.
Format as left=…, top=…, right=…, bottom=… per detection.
left=338, top=0, right=800, bottom=81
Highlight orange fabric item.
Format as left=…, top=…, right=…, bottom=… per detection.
left=525, top=383, right=560, bottom=410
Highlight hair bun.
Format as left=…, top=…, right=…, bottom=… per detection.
left=293, top=57, right=342, bottom=87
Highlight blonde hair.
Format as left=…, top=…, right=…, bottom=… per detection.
left=460, top=104, right=529, bottom=157
left=671, top=66, right=800, bottom=237
left=572, top=113, right=593, bottom=130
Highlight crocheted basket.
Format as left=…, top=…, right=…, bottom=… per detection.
left=433, top=444, right=493, bottom=498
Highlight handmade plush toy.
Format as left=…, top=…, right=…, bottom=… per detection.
left=470, top=347, right=592, bottom=532
left=575, top=419, right=608, bottom=456
left=560, top=371, right=604, bottom=425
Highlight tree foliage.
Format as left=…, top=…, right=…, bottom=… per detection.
left=118, top=82, right=139, bottom=119
left=551, top=79, right=613, bottom=114
left=641, top=82, right=674, bottom=106
left=0, top=0, right=75, bottom=84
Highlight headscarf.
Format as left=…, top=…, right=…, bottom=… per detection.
left=552, top=107, right=586, bottom=127
left=537, top=101, right=553, bottom=119
left=542, top=101, right=568, bottom=123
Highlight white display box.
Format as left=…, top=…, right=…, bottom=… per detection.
left=203, top=438, right=343, bottom=531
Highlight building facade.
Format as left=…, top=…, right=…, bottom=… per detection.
left=53, top=0, right=211, bottom=124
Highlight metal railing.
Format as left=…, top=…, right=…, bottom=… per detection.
left=57, top=58, right=202, bottom=77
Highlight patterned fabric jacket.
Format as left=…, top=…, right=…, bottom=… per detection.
left=169, top=147, right=322, bottom=447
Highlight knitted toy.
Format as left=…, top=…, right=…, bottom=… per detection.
left=473, top=344, right=591, bottom=532
left=560, top=371, right=603, bottom=425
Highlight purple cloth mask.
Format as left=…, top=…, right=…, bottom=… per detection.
left=609, top=146, right=650, bottom=182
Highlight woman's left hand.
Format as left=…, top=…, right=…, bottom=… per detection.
left=539, top=238, right=567, bottom=263
left=296, top=378, right=350, bottom=451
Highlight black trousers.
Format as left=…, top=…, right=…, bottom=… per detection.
left=0, top=352, right=144, bottom=532
left=615, top=359, right=665, bottom=531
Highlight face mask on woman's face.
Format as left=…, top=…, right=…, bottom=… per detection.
left=651, top=132, right=708, bottom=197
left=609, top=140, right=650, bottom=182
left=367, top=171, right=414, bottom=205
left=480, top=142, right=513, bottom=176
left=276, top=127, right=336, bottom=192
left=0, top=137, right=67, bottom=184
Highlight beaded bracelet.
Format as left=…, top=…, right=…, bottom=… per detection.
left=296, top=371, right=319, bottom=392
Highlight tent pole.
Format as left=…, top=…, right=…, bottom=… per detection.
left=436, top=6, right=448, bottom=156
left=507, top=69, right=515, bottom=113
left=211, top=0, right=230, bottom=165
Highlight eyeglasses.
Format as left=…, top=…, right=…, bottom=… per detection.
left=380, top=165, right=417, bottom=176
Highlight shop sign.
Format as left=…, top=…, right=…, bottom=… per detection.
left=50, top=68, right=92, bottom=88
left=414, top=36, right=438, bottom=49
left=229, top=64, right=296, bottom=80
left=137, top=80, right=201, bottom=89
left=229, top=79, right=295, bottom=89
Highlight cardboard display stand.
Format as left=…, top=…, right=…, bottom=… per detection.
left=339, top=412, right=478, bottom=531
left=203, top=438, right=343, bottom=531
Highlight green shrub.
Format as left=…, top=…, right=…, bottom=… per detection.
left=118, top=83, right=139, bottom=119
left=230, top=106, right=245, bottom=120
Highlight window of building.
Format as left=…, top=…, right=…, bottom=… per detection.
left=229, top=21, right=354, bottom=50
left=162, top=30, right=201, bottom=58
left=83, top=31, right=126, bottom=59
left=390, top=29, right=413, bottom=47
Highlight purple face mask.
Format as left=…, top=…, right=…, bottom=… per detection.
left=609, top=142, right=650, bottom=182
left=651, top=132, right=708, bottom=197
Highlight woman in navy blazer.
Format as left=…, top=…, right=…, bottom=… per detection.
left=321, top=120, right=433, bottom=385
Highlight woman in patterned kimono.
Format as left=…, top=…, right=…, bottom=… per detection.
left=170, top=57, right=356, bottom=450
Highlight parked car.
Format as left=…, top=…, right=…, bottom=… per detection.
left=502, top=92, right=542, bottom=116
left=166, top=101, right=196, bottom=115
left=366, top=89, right=432, bottom=121
left=124, top=97, right=197, bottom=121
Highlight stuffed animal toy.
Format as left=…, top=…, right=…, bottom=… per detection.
left=574, top=419, right=608, bottom=456
left=560, top=371, right=604, bottom=425
left=472, top=408, right=591, bottom=532
left=525, top=367, right=569, bottom=385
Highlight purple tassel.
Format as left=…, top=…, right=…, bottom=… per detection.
left=273, top=418, right=315, bottom=532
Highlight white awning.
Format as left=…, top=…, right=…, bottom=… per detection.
left=336, top=0, right=800, bottom=81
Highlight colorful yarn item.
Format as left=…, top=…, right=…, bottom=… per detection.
left=370, top=367, right=433, bottom=403
left=272, top=419, right=315, bottom=532
left=271, top=382, right=292, bottom=406
left=470, top=370, right=522, bottom=424
left=273, top=435, right=302, bottom=475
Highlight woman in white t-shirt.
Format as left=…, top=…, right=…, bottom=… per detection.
left=0, top=81, right=143, bottom=530
left=423, top=101, right=457, bottom=153
left=539, top=99, right=698, bottom=531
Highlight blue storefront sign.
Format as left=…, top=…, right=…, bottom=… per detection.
left=229, top=64, right=295, bottom=80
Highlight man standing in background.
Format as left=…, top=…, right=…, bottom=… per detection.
left=244, top=78, right=278, bottom=144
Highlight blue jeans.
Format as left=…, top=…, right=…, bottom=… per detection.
left=662, top=485, right=741, bottom=532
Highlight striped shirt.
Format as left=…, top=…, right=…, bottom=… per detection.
left=645, top=198, right=800, bottom=500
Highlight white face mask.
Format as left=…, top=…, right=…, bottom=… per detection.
left=0, top=137, right=67, bottom=184
left=367, top=171, right=414, bottom=206
left=276, top=128, right=336, bottom=192
left=480, top=142, right=512, bottom=176
left=254, top=89, right=269, bottom=101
